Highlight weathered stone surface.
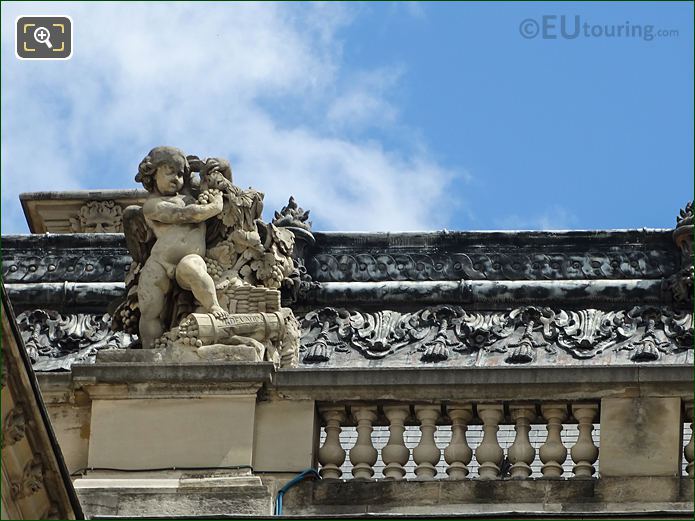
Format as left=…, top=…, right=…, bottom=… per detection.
left=2, top=234, right=131, bottom=285
left=307, top=229, right=679, bottom=282
left=17, top=309, right=135, bottom=370
left=600, top=397, right=683, bottom=477
left=280, top=477, right=693, bottom=516
left=75, top=473, right=272, bottom=518
left=88, top=395, right=257, bottom=469
left=299, top=305, right=692, bottom=366
left=272, top=365, right=692, bottom=402
left=14, top=302, right=692, bottom=370
left=72, top=360, right=274, bottom=385
left=253, top=400, right=317, bottom=472
left=3, top=205, right=691, bottom=373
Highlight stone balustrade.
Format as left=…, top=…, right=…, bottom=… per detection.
left=317, top=401, right=600, bottom=481
left=685, top=399, right=694, bottom=478
left=33, top=363, right=693, bottom=518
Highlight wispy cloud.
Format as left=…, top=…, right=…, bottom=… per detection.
left=1, top=2, right=463, bottom=233
left=495, top=205, right=578, bottom=231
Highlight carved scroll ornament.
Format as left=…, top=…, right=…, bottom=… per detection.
left=300, top=305, right=692, bottom=365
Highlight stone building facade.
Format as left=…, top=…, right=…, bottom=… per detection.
left=2, top=158, right=693, bottom=518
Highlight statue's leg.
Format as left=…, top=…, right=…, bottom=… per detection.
left=137, top=261, right=171, bottom=348
left=176, top=254, right=228, bottom=319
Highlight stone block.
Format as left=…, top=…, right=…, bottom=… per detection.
left=45, top=402, right=91, bottom=474
left=253, top=400, right=317, bottom=472
left=75, top=474, right=272, bottom=517
left=600, top=397, right=682, bottom=477
left=88, top=396, right=256, bottom=469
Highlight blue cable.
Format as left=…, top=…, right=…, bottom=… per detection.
left=275, top=468, right=321, bottom=516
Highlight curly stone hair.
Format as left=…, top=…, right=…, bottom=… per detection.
left=135, top=146, right=190, bottom=193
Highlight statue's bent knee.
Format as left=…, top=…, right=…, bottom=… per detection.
left=176, top=254, right=208, bottom=288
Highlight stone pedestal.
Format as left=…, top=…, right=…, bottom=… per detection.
left=600, top=397, right=682, bottom=477
left=71, top=359, right=278, bottom=517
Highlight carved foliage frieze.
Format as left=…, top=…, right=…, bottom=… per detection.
left=2, top=250, right=131, bottom=283
left=17, top=310, right=136, bottom=370
left=300, top=306, right=693, bottom=365
left=308, top=250, right=678, bottom=283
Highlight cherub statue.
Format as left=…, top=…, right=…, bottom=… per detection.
left=112, top=146, right=299, bottom=365
left=118, top=146, right=229, bottom=348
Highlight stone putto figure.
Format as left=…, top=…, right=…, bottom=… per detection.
left=112, top=146, right=299, bottom=367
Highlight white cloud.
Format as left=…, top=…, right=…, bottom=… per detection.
left=495, top=205, right=578, bottom=231
left=1, top=2, right=462, bottom=233
left=326, top=67, right=403, bottom=130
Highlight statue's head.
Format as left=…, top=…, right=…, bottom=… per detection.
left=136, top=146, right=190, bottom=195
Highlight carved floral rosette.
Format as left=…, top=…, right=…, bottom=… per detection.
left=300, top=305, right=693, bottom=365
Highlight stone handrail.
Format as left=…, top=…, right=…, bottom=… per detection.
left=316, top=401, right=600, bottom=481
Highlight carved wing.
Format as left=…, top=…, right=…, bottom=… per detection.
left=122, top=205, right=153, bottom=265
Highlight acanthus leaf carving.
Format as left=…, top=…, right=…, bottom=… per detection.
left=17, top=310, right=136, bottom=370
left=542, top=308, right=625, bottom=360
left=340, top=310, right=414, bottom=359
left=299, top=305, right=693, bottom=365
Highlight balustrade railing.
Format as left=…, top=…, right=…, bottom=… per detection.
left=317, top=402, right=600, bottom=481
left=684, top=399, right=693, bottom=478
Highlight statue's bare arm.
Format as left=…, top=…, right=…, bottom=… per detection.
left=145, top=196, right=223, bottom=224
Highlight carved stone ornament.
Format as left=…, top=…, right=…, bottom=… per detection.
left=1, top=404, right=27, bottom=448
left=11, top=456, right=43, bottom=500
left=300, top=305, right=693, bottom=365
left=308, top=250, right=678, bottom=283
left=273, top=196, right=312, bottom=230
left=666, top=201, right=693, bottom=305
left=17, top=310, right=135, bottom=371
left=69, top=200, right=124, bottom=232
left=110, top=146, right=300, bottom=367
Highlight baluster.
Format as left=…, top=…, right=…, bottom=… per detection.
left=570, top=403, right=599, bottom=478
left=444, top=404, right=473, bottom=479
left=685, top=401, right=694, bottom=478
left=540, top=403, right=567, bottom=478
left=382, top=405, right=410, bottom=480
left=318, top=406, right=346, bottom=479
left=413, top=405, right=441, bottom=480
left=508, top=405, right=536, bottom=479
left=349, top=406, right=378, bottom=480
left=475, top=404, right=504, bottom=479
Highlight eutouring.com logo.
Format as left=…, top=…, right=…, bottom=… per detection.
left=519, top=15, right=679, bottom=41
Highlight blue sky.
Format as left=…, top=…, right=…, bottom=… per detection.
left=1, top=1, right=693, bottom=233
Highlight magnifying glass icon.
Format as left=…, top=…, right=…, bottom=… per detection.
left=33, top=26, right=53, bottom=49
